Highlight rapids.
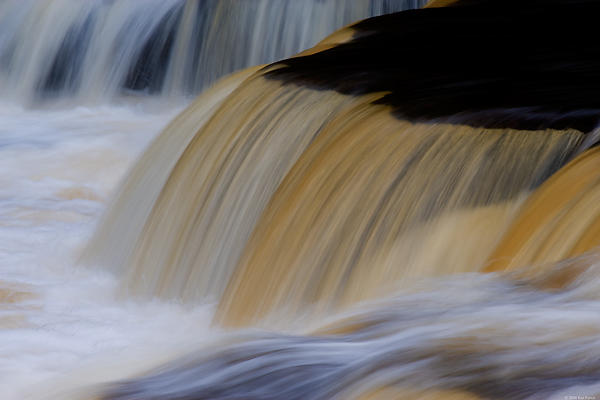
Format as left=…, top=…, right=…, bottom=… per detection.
left=4, top=1, right=600, bottom=400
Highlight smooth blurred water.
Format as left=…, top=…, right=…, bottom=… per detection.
left=0, top=0, right=423, bottom=104
left=0, top=1, right=426, bottom=396
left=10, top=1, right=600, bottom=399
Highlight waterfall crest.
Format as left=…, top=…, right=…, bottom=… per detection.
left=83, top=52, right=585, bottom=327
left=72, top=1, right=600, bottom=399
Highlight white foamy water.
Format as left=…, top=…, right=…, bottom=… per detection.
left=0, top=1, right=429, bottom=397
left=5, top=101, right=600, bottom=400
left=0, top=101, right=221, bottom=399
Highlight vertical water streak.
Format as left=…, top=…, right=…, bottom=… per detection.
left=75, top=0, right=184, bottom=102
left=114, top=79, right=379, bottom=302
left=485, top=146, right=600, bottom=280
left=0, top=0, right=425, bottom=104
left=217, top=117, right=583, bottom=327
left=163, top=0, right=425, bottom=96
left=82, top=65, right=264, bottom=275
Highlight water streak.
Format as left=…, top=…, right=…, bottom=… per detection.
left=0, top=0, right=423, bottom=105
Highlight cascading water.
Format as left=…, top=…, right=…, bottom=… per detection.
left=0, top=1, right=426, bottom=398
left=5, top=1, right=600, bottom=400
left=0, top=0, right=420, bottom=104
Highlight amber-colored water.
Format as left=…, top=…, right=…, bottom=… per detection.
left=217, top=111, right=582, bottom=327
left=85, top=62, right=584, bottom=328
left=485, top=146, right=600, bottom=279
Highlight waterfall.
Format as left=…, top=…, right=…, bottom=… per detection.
left=0, top=0, right=423, bottom=105
left=84, top=0, right=599, bottom=327
left=5, top=1, right=600, bottom=399
left=89, top=1, right=600, bottom=399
